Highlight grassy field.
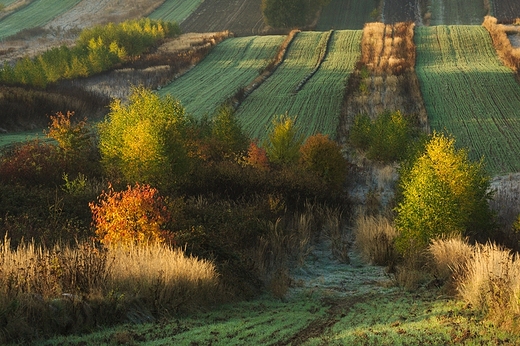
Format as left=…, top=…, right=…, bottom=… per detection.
left=429, top=0, right=486, bottom=25
left=236, top=30, right=362, bottom=142
left=317, top=0, right=378, bottom=30
left=0, top=0, right=18, bottom=7
left=148, top=0, right=203, bottom=24
left=415, top=25, right=520, bottom=175
left=158, top=35, right=285, bottom=118
left=0, top=0, right=81, bottom=40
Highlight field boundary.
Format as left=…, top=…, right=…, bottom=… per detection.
left=295, top=30, right=334, bottom=92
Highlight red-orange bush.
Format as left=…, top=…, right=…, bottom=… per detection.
left=299, top=134, right=348, bottom=189
left=90, top=183, right=173, bottom=247
left=243, top=141, right=270, bottom=171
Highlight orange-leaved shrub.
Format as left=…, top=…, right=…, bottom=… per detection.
left=90, top=183, right=173, bottom=247
left=243, top=141, right=270, bottom=171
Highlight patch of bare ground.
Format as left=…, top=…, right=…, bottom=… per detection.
left=0, top=0, right=165, bottom=64
left=180, top=0, right=268, bottom=36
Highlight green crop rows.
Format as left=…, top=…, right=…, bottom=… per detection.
left=0, top=0, right=81, bottom=40
left=415, top=25, right=520, bottom=174
left=236, top=30, right=362, bottom=142
left=0, top=0, right=17, bottom=7
left=148, top=0, right=203, bottom=24
left=159, top=35, right=285, bottom=118
left=429, top=0, right=485, bottom=25
left=317, top=0, right=378, bottom=30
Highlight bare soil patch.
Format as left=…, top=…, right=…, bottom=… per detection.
left=180, top=0, right=267, bottom=36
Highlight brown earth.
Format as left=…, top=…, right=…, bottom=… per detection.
left=180, top=0, right=268, bottom=36
left=492, top=0, right=520, bottom=22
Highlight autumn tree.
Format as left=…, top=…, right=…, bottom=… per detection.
left=394, top=132, right=494, bottom=256
left=98, top=87, right=190, bottom=189
left=264, top=114, right=303, bottom=166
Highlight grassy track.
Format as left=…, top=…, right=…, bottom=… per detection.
left=148, top=0, right=203, bottom=24
left=429, top=0, right=486, bottom=25
left=415, top=25, right=520, bottom=174
left=317, top=0, right=378, bottom=30
left=0, top=0, right=80, bottom=40
left=236, top=30, right=362, bottom=142
left=158, top=35, right=285, bottom=118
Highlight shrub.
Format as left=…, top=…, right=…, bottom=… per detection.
left=264, top=114, right=303, bottom=166
left=349, top=110, right=413, bottom=163
left=354, top=213, right=397, bottom=265
left=89, top=183, right=173, bottom=247
left=243, top=141, right=270, bottom=171
left=457, top=242, right=520, bottom=332
left=98, top=87, right=190, bottom=188
left=211, top=105, right=249, bottom=159
left=428, top=237, right=473, bottom=288
left=299, top=133, right=348, bottom=189
left=394, top=132, right=494, bottom=257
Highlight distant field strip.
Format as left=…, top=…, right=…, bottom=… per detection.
left=0, top=0, right=18, bottom=6
left=415, top=25, right=520, bottom=174
left=159, top=35, right=285, bottom=118
left=429, top=0, right=485, bottom=25
left=0, top=0, right=80, bottom=40
left=236, top=30, right=362, bottom=142
left=317, top=0, right=378, bottom=30
left=148, top=0, right=203, bottom=24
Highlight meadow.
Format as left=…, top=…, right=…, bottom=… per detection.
left=415, top=25, right=520, bottom=174
left=236, top=30, right=362, bottom=141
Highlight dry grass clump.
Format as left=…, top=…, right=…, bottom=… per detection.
left=428, top=238, right=473, bottom=287
left=0, top=238, right=220, bottom=342
left=354, top=213, right=397, bottom=266
left=483, top=16, right=520, bottom=72
left=457, top=242, right=520, bottom=332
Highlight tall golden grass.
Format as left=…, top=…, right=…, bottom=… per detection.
left=483, top=16, right=520, bottom=72
left=0, top=238, right=219, bottom=342
left=354, top=213, right=397, bottom=265
left=457, top=242, right=520, bottom=332
left=428, top=237, right=473, bottom=286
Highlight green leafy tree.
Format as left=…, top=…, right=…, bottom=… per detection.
left=98, top=87, right=190, bottom=189
left=264, top=114, right=303, bottom=166
left=211, top=105, right=249, bottom=158
left=394, top=132, right=494, bottom=256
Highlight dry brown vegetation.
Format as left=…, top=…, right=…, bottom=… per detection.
left=0, top=239, right=220, bottom=342
left=483, top=16, right=520, bottom=72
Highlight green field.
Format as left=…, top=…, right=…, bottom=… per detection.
left=0, top=0, right=81, bottom=40
left=236, top=30, right=362, bottom=141
left=148, top=0, right=203, bottom=24
left=0, top=0, right=17, bottom=7
left=159, top=35, right=285, bottom=118
left=317, top=0, right=378, bottom=30
left=415, top=25, right=520, bottom=174
left=429, top=0, right=486, bottom=25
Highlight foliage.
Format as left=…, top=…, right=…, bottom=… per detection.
left=90, top=183, right=172, bottom=247
left=46, top=111, right=94, bottom=159
left=243, top=141, right=270, bottom=170
left=98, top=87, right=190, bottom=189
left=299, top=133, right=347, bottom=189
left=211, top=105, right=249, bottom=158
left=0, top=19, right=180, bottom=88
left=264, top=114, right=303, bottom=166
left=350, top=110, right=413, bottom=162
left=394, top=132, right=493, bottom=256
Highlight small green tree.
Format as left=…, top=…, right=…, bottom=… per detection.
left=98, top=87, right=190, bottom=189
left=264, top=114, right=303, bottom=166
left=394, top=132, right=493, bottom=256
left=211, top=104, right=249, bottom=158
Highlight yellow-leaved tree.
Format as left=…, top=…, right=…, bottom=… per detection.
left=394, top=132, right=494, bottom=256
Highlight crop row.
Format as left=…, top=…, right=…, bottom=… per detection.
left=0, top=0, right=81, bottom=40
left=148, top=0, right=203, bottom=24
left=236, top=30, right=362, bottom=142
left=317, top=0, right=378, bottom=30
left=429, top=0, right=485, bottom=25
left=415, top=25, right=520, bottom=174
left=158, top=35, right=285, bottom=118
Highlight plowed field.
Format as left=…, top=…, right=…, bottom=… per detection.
left=317, top=0, right=378, bottom=30
left=180, top=0, right=266, bottom=36
left=492, top=0, right=520, bottom=22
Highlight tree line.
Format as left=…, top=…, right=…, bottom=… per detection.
left=0, top=18, right=180, bottom=88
